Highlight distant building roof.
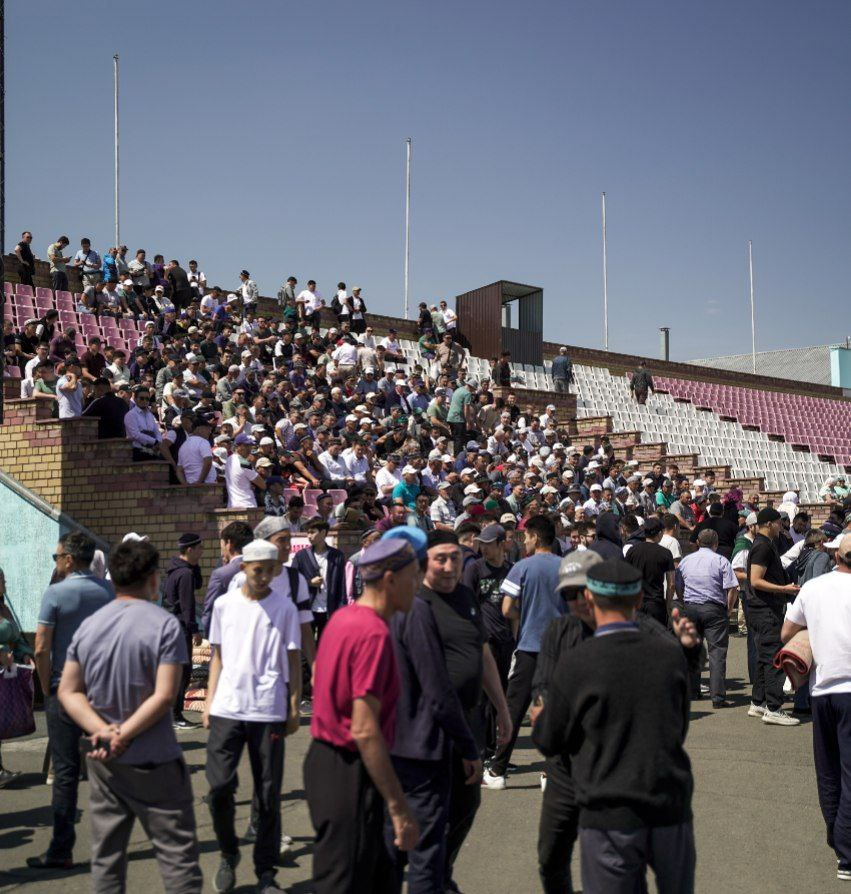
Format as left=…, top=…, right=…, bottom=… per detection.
left=690, top=343, right=844, bottom=387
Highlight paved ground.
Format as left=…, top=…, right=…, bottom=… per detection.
left=0, top=637, right=836, bottom=893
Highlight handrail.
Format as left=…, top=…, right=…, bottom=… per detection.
left=0, top=468, right=110, bottom=552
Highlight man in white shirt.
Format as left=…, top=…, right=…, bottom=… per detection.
left=331, top=340, right=359, bottom=380
left=375, top=454, right=403, bottom=499
left=357, top=326, right=378, bottom=349
left=178, top=416, right=217, bottom=484
left=225, top=434, right=266, bottom=509
left=318, top=440, right=349, bottom=484
left=782, top=533, right=851, bottom=881
left=205, top=539, right=301, bottom=893
left=239, top=269, right=259, bottom=310
left=343, top=441, right=372, bottom=483
left=440, top=300, right=457, bottom=332
left=187, top=260, right=206, bottom=296
left=296, top=280, right=324, bottom=327
left=56, top=360, right=84, bottom=419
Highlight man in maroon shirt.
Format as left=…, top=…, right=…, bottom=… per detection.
left=304, top=537, right=421, bottom=894
left=79, top=337, right=107, bottom=383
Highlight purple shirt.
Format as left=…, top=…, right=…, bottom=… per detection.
left=675, top=547, right=737, bottom=606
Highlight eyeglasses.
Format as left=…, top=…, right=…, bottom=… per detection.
left=52, top=552, right=67, bottom=561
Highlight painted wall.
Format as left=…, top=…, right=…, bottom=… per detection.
left=830, top=347, right=851, bottom=390
left=0, top=478, right=63, bottom=632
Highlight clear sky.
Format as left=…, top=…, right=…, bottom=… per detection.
left=6, top=1, right=851, bottom=360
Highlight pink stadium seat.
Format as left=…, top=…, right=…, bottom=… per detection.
left=55, top=290, right=73, bottom=303
left=35, top=295, right=53, bottom=311
left=328, top=489, right=347, bottom=507
left=58, top=310, right=77, bottom=325
left=5, top=365, right=21, bottom=379
left=55, top=295, right=74, bottom=311
left=283, top=488, right=300, bottom=504
left=303, top=488, right=323, bottom=506
left=3, top=281, right=12, bottom=296
left=14, top=283, right=34, bottom=298
left=35, top=286, right=53, bottom=300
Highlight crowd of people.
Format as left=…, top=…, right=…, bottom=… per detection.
left=3, top=234, right=851, bottom=891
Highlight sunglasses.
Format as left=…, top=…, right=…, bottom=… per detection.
left=52, top=552, right=67, bottom=561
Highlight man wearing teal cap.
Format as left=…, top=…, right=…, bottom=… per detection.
left=532, top=559, right=696, bottom=893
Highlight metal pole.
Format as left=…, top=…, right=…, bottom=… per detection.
left=748, top=240, right=756, bottom=374
left=602, top=191, right=609, bottom=351
left=0, top=0, right=6, bottom=424
left=113, top=53, right=120, bottom=247
left=403, top=138, right=412, bottom=320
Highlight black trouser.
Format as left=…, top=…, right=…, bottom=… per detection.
left=483, top=637, right=514, bottom=759
left=173, top=629, right=193, bottom=720
left=681, top=601, right=729, bottom=700
left=538, top=765, right=578, bottom=894
left=206, top=716, right=285, bottom=880
left=51, top=271, right=68, bottom=292
left=45, top=694, right=82, bottom=861
left=302, top=613, right=330, bottom=698
left=638, top=597, right=668, bottom=626
left=748, top=602, right=785, bottom=711
left=445, top=743, right=481, bottom=887
left=450, top=422, right=467, bottom=453
left=489, top=649, right=538, bottom=777
left=812, top=693, right=851, bottom=867
left=19, top=264, right=34, bottom=287
left=304, top=739, right=395, bottom=894
left=384, top=756, right=451, bottom=894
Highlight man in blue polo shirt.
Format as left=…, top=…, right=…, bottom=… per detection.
left=484, top=515, right=564, bottom=789
left=30, top=532, right=114, bottom=870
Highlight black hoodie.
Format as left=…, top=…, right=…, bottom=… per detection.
left=162, top=556, right=202, bottom=634
left=589, top=512, right=623, bottom=561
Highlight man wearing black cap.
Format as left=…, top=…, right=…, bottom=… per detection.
left=462, top=524, right=514, bottom=760
left=162, top=533, right=204, bottom=729
left=533, top=559, right=696, bottom=893
left=624, top=517, right=676, bottom=625
left=746, top=508, right=801, bottom=725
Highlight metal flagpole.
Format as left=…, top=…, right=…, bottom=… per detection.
left=113, top=53, right=120, bottom=247
left=602, top=191, right=609, bottom=351
left=748, top=240, right=756, bottom=374
left=404, top=138, right=412, bottom=320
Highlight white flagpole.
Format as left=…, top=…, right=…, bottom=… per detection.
left=113, top=53, right=120, bottom=247
left=748, top=240, right=756, bottom=374
left=404, top=138, right=412, bottom=320
left=602, top=191, right=609, bottom=350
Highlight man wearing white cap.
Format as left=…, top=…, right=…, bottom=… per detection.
left=430, top=481, right=457, bottom=532
left=783, top=533, right=851, bottom=881
left=205, top=539, right=302, bottom=894
left=392, top=465, right=422, bottom=509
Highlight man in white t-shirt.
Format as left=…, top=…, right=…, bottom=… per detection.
left=204, top=539, right=301, bottom=893
left=440, top=300, right=457, bottom=332
left=225, top=434, right=266, bottom=508
left=782, top=533, right=851, bottom=881
left=296, top=280, right=324, bottom=326
left=375, top=454, right=403, bottom=499
left=177, top=416, right=217, bottom=484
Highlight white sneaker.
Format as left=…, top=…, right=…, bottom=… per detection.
left=279, top=834, right=293, bottom=855
left=540, top=773, right=547, bottom=793
left=838, top=865, right=851, bottom=881
left=747, top=702, right=768, bottom=718
left=481, top=769, right=506, bottom=790
left=761, top=708, right=801, bottom=727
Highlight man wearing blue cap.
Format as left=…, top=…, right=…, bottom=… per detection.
left=379, top=526, right=481, bottom=892
left=533, top=559, right=696, bottom=893
left=305, top=537, right=422, bottom=894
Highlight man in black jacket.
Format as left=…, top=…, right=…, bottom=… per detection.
left=383, top=526, right=482, bottom=893
left=533, top=559, right=697, bottom=893
left=292, top=518, right=347, bottom=643
left=691, top=501, right=738, bottom=559
left=166, top=260, right=194, bottom=311
left=162, top=532, right=204, bottom=729
left=531, top=554, right=700, bottom=894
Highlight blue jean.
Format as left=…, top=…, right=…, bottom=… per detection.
left=45, top=694, right=83, bottom=860
left=812, top=693, right=851, bottom=866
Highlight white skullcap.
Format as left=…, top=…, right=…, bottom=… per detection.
left=242, top=539, right=280, bottom=562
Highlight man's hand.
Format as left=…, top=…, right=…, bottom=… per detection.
left=529, top=699, right=544, bottom=727
left=87, top=725, right=126, bottom=762
left=202, top=707, right=211, bottom=730
left=671, top=607, right=701, bottom=649
left=462, top=758, right=483, bottom=786
left=389, top=804, right=421, bottom=851
left=784, top=583, right=801, bottom=595
left=496, top=708, right=513, bottom=747
left=0, top=650, right=13, bottom=671
left=284, top=713, right=300, bottom=737
left=310, top=576, right=323, bottom=588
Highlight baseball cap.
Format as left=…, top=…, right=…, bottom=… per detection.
left=464, top=484, right=483, bottom=496
left=234, top=433, right=256, bottom=446
left=558, top=551, right=603, bottom=591
left=500, top=513, right=517, bottom=526
left=475, top=524, right=506, bottom=544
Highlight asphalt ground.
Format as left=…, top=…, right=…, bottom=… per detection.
left=0, top=636, right=836, bottom=893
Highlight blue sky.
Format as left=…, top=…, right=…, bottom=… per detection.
left=7, top=1, right=851, bottom=360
